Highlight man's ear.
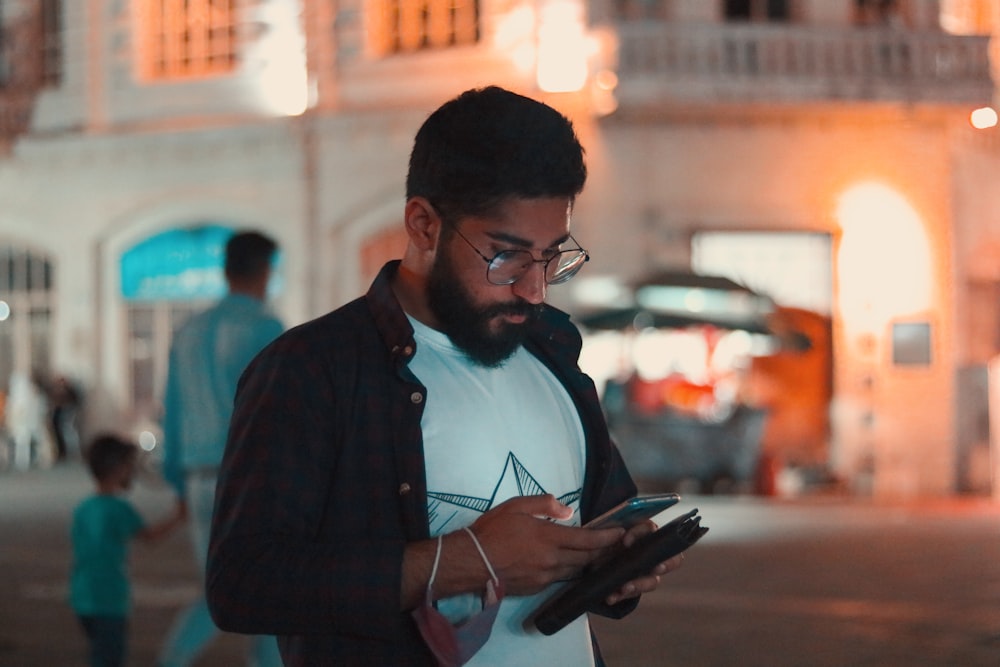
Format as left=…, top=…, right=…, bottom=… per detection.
left=404, top=197, right=442, bottom=253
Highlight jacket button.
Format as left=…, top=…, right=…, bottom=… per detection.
left=410, top=392, right=423, bottom=404
left=399, top=483, right=411, bottom=495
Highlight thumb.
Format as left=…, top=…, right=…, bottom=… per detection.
left=499, top=494, right=574, bottom=521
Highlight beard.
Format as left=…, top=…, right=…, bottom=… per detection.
left=426, top=245, right=542, bottom=368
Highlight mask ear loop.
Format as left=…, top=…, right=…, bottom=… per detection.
left=425, top=534, right=444, bottom=599
left=462, top=527, right=500, bottom=588
left=425, top=528, right=501, bottom=601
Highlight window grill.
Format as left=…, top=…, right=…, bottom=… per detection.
left=374, top=0, right=480, bottom=55
left=139, top=0, right=238, bottom=80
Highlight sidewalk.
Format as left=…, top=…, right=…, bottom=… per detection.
left=0, top=460, right=246, bottom=666
left=4, top=459, right=1000, bottom=666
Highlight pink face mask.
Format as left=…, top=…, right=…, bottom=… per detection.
left=412, top=527, right=505, bottom=667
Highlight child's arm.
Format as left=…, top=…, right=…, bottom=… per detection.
left=137, top=498, right=187, bottom=543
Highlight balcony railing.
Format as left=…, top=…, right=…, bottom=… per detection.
left=608, top=22, right=994, bottom=107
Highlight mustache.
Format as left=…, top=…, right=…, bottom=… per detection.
left=482, top=301, right=541, bottom=320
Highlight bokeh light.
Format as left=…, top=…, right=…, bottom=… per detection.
left=970, top=106, right=998, bottom=129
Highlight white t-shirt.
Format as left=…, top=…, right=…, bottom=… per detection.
left=408, top=316, right=595, bottom=667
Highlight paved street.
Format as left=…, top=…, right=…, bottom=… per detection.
left=2, top=460, right=1000, bottom=666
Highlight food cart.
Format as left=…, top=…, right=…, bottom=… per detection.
left=577, top=271, right=827, bottom=494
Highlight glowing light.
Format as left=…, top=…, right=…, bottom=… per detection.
left=138, top=430, right=158, bottom=452
left=253, top=1, right=309, bottom=116
left=512, top=43, right=538, bottom=74
left=633, top=330, right=709, bottom=383
left=594, top=70, right=618, bottom=91
left=496, top=5, right=536, bottom=74
left=591, top=86, right=619, bottom=117
left=0, top=300, right=9, bottom=321
left=711, top=330, right=756, bottom=372
left=580, top=330, right=629, bottom=395
left=970, top=106, right=998, bottom=129
left=537, top=1, right=589, bottom=92
left=836, top=182, right=931, bottom=332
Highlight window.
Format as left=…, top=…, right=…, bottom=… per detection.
left=41, top=0, right=62, bottom=86
left=0, top=246, right=54, bottom=395
left=892, top=321, right=932, bottom=366
left=854, top=0, right=901, bottom=26
left=139, top=0, right=238, bottom=80
left=0, top=0, right=7, bottom=88
left=372, top=0, right=480, bottom=55
left=940, top=0, right=994, bottom=34
left=608, top=0, right=673, bottom=21
left=725, top=0, right=791, bottom=22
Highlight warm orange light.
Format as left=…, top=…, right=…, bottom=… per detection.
left=970, top=106, right=998, bottom=129
left=836, top=183, right=931, bottom=333
left=495, top=5, right=536, bottom=74
left=536, top=1, right=589, bottom=93
left=590, top=70, right=619, bottom=116
left=594, top=70, right=618, bottom=91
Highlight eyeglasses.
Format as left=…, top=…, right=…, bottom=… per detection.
left=449, top=225, right=590, bottom=286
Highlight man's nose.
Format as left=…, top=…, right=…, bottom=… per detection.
left=511, top=263, right=547, bottom=304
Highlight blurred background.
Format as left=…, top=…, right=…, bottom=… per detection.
left=2, top=0, right=1000, bottom=502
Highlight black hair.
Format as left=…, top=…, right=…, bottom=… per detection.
left=406, top=86, right=587, bottom=222
left=85, top=433, right=138, bottom=482
left=224, top=230, right=278, bottom=281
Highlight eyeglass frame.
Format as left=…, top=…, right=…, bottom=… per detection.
left=444, top=220, right=590, bottom=286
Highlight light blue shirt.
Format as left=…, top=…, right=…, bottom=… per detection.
left=161, top=293, right=283, bottom=496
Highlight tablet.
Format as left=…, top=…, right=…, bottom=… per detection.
left=532, top=508, right=709, bottom=636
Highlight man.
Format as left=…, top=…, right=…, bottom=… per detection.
left=159, top=230, right=284, bottom=667
left=207, top=87, right=683, bottom=666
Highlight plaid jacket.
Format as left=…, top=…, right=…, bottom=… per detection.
left=206, top=261, right=639, bottom=666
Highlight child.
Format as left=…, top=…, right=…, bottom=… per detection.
left=69, top=433, right=186, bottom=667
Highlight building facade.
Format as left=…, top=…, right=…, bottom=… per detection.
left=0, top=0, right=997, bottom=497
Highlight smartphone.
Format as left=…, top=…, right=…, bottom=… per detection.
left=584, top=493, right=681, bottom=529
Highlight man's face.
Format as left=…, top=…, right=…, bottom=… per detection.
left=426, top=197, right=573, bottom=368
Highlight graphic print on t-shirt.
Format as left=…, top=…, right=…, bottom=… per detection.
left=428, top=452, right=582, bottom=536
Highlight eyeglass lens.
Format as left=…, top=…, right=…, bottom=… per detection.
left=488, top=249, right=588, bottom=285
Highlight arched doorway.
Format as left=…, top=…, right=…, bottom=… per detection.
left=119, top=225, right=238, bottom=424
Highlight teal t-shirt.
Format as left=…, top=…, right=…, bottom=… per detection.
left=69, top=494, right=146, bottom=616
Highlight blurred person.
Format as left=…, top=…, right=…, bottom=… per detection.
left=70, top=433, right=187, bottom=667
left=206, top=86, right=684, bottom=667
left=48, top=374, right=83, bottom=461
left=6, top=369, right=50, bottom=470
left=158, top=231, right=284, bottom=667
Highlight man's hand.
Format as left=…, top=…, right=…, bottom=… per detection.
left=602, top=519, right=685, bottom=606
left=470, top=495, right=625, bottom=596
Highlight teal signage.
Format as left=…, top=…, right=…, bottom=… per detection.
left=120, top=225, right=233, bottom=301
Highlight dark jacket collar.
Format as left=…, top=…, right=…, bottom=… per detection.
left=364, top=260, right=582, bottom=366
